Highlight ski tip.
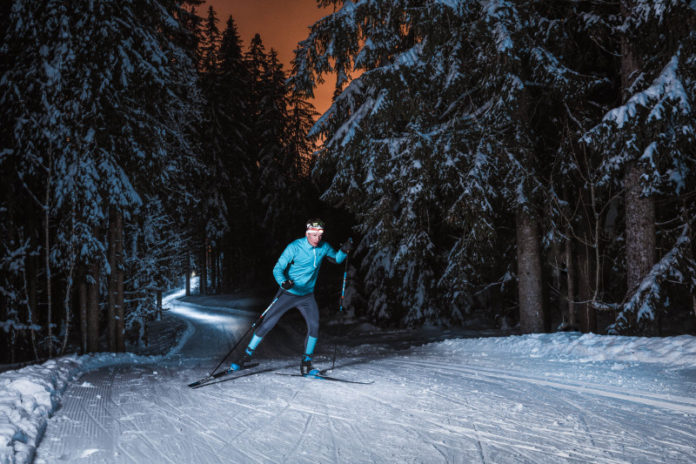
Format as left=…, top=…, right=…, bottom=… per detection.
left=187, top=372, right=216, bottom=387
left=188, top=363, right=262, bottom=388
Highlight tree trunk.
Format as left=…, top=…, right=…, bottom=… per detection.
left=60, top=254, right=75, bottom=355
left=115, top=211, right=125, bottom=352
left=0, top=295, right=12, bottom=363
left=624, top=163, right=656, bottom=293
left=185, top=255, right=191, bottom=297
left=217, top=253, right=222, bottom=293
left=565, top=238, right=576, bottom=330
left=59, top=210, right=76, bottom=355
left=87, top=261, right=100, bottom=352
left=691, top=220, right=696, bottom=321
left=621, top=1, right=656, bottom=298
left=25, top=253, right=39, bottom=360
left=200, top=241, right=208, bottom=296
left=217, top=252, right=222, bottom=293
left=576, top=241, right=597, bottom=332
left=211, top=248, right=218, bottom=295
left=44, top=186, right=53, bottom=357
left=79, top=269, right=88, bottom=353
left=107, top=211, right=117, bottom=351
left=516, top=209, right=546, bottom=333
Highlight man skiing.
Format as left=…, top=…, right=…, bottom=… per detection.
left=231, top=218, right=352, bottom=375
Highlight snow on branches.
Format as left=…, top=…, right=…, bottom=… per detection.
left=611, top=226, right=696, bottom=334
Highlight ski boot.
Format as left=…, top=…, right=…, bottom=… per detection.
left=300, top=355, right=319, bottom=376
left=229, top=352, right=252, bottom=372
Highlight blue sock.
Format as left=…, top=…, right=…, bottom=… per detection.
left=247, top=334, right=263, bottom=355
left=232, top=334, right=263, bottom=371
left=304, top=336, right=317, bottom=360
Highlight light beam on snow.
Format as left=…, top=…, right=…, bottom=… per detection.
left=163, top=280, right=255, bottom=333
left=162, top=288, right=186, bottom=307
left=167, top=301, right=248, bottom=329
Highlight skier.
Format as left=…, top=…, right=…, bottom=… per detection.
left=231, top=218, right=352, bottom=375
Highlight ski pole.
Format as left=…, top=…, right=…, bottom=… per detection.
left=208, top=288, right=282, bottom=376
left=331, top=242, right=351, bottom=371
left=339, top=245, right=350, bottom=313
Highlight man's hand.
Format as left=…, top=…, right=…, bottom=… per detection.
left=281, top=280, right=294, bottom=290
left=340, top=238, right=353, bottom=254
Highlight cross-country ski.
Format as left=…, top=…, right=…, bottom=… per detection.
left=187, top=362, right=260, bottom=388
left=276, top=371, right=375, bottom=385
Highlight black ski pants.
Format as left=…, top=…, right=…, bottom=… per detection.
left=255, top=291, right=320, bottom=340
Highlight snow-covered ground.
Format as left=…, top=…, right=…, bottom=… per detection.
left=2, top=291, right=695, bottom=463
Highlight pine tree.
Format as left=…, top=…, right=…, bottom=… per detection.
left=215, top=16, right=256, bottom=289
left=582, top=0, right=696, bottom=333
left=292, top=0, right=458, bottom=325
left=1, top=0, right=203, bottom=357
left=200, top=6, right=221, bottom=72
left=285, top=90, right=319, bottom=180
left=257, top=50, right=294, bottom=237
left=245, top=33, right=270, bottom=168
left=292, top=1, right=497, bottom=325
left=194, top=7, right=232, bottom=294
left=291, top=0, right=626, bottom=331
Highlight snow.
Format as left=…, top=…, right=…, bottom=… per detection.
left=611, top=229, right=693, bottom=333
left=1, top=292, right=695, bottom=463
left=600, top=51, right=690, bottom=129
left=0, top=352, right=174, bottom=464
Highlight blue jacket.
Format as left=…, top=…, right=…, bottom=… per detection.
left=273, top=238, right=347, bottom=295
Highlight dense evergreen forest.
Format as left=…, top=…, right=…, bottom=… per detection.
left=1, top=0, right=695, bottom=364
left=0, top=0, right=321, bottom=364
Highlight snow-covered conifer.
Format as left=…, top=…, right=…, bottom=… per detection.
left=292, top=0, right=604, bottom=328
left=1, top=0, right=203, bottom=356
left=582, top=0, right=696, bottom=333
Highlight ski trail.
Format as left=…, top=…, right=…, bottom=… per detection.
left=323, top=386, right=342, bottom=463
left=105, top=369, right=177, bottom=464
left=349, top=356, right=677, bottom=463
left=283, top=414, right=313, bottom=462
left=36, top=367, right=140, bottom=464
left=377, top=355, right=692, bottom=463
left=395, top=359, right=696, bottom=414
left=470, top=420, right=489, bottom=464
left=33, top=296, right=696, bottom=464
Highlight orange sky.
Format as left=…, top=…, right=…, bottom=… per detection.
left=203, top=0, right=335, bottom=116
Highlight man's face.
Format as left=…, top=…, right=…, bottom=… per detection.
left=306, top=229, right=324, bottom=247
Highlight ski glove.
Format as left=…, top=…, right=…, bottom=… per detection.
left=281, top=280, right=294, bottom=290
left=340, top=238, right=353, bottom=254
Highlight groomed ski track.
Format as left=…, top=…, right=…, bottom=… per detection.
left=35, top=295, right=696, bottom=463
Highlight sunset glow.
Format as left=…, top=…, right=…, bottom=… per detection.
left=203, top=0, right=335, bottom=116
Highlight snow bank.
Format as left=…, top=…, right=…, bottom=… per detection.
left=0, top=353, right=163, bottom=464
left=419, top=332, right=696, bottom=368
left=0, top=311, right=194, bottom=464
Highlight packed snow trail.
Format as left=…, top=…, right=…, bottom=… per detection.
left=33, top=294, right=696, bottom=463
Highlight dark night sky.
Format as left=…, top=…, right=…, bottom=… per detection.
left=204, top=0, right=335, bottom=116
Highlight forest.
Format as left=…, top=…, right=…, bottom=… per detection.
left=1, top=0, right=695, bottom=365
